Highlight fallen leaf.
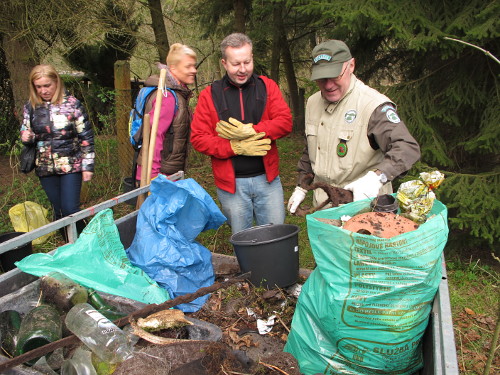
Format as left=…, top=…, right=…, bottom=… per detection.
left=262, top=290, right=284, bottom=300
left=464, top=307, right=476, bottom=315
left=464, top=331, right=481, bottom=342
left=228, top=330, right=254, bottom=349
left=457, top=321, right=471, bottom=328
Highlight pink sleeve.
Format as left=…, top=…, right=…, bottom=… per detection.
left=148, top=92, right=176, bottom=178
left=135, top=91, right=176, bottom=180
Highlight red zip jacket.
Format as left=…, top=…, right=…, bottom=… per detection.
left=191, top=76, right=292, bottom=193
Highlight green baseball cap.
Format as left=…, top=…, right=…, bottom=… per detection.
left=311, top=40, right=352, bottom=81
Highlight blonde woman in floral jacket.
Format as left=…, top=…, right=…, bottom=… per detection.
left=20, top=64, right=95, bottom=235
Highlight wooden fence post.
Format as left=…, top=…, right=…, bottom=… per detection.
left=114, top=60, right=133, bottom=178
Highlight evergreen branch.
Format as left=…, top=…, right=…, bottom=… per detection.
left=443, top=37, right=500, bottom=65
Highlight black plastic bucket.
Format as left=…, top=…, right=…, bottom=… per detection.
left=370, top=194, right=399, bottom=214
left=122, top=177, right=138, bottom=207
left=230, top=224, right=300, bottom=289
left=0, top=232, right=33, bottom=272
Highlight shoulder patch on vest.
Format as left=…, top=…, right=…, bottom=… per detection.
left=344, top=110, right=357, bottom=123
left=381, top=104, right=395, bottom=113
left=386, top=108, right=401, bottom=123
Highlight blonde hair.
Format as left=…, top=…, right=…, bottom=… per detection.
left=166, top=43, right=197, bottom=67
left=29, top=64, right=65, bottom=106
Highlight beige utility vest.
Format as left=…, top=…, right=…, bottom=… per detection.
left=305, top=76, right=393, bottom=206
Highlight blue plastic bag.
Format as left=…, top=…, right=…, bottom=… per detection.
left=126, top=175, right=227, bottom=312
left=285, top=199, right=449, bottom=375
left=15, top=209, right=170, bottom=305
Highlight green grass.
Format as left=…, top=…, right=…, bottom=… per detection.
left=445, top=254, right=499, bottom=374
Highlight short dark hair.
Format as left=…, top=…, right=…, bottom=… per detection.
left=220, top=33, right=253, bottom=59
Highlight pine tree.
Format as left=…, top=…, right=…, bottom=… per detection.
left=293, top=0, right=500, bottom=250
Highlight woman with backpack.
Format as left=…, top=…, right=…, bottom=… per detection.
left=19, top=64, right=95, bottom=237
left=135, top=43, right=197, bottom=181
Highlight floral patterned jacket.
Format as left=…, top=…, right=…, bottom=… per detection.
left=20, top=95, right=95, bottom=177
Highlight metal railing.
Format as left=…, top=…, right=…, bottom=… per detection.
left=0, top=171, right=184, bottom=255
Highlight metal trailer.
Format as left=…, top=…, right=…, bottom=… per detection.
left=0, top=184, right=460, bottom=374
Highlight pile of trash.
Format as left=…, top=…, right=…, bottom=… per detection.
left=318, top=170, right=445, bottom=239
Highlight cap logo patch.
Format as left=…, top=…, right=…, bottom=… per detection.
left=386, top=109, right=401, bottom=123
left=313, top=54, right=332, bottom=63
left=344, top=110, right=357, bottom=123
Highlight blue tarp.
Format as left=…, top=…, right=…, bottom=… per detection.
left=126, top=175, right=227, bottom=312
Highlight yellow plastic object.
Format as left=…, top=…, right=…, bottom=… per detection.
left=8, top=201, right=53, bottom=244
left=396, top=171, right=445, bottom=224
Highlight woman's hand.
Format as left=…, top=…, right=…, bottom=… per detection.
left=82, top=171, right=93, bottom=182
left=21, top=130, right=35, bottom=143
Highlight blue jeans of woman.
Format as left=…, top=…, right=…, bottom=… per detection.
left=217, top=175, right=285, bottom=235
left=39, top=173, right=82, bottom=221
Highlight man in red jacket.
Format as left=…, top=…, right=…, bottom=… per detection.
left=191, top=33, right=293, bottom=234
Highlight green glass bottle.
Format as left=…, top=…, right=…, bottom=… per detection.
left=87, top=289, right=126, bottom=321
left=40, top=272, right=88, bottom=312
left=15, top=305, right=62, bottom=366
left=0, top=310, right=22, bottom=357
left=87, top=288, right=114, bottom=311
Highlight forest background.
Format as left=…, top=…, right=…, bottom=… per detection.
left=0, top=1, right=498, bottom=374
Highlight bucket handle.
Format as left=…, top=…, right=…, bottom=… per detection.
left=233, top=239, right=260, bottom=245
left=230, top=223, right=274, bottom=245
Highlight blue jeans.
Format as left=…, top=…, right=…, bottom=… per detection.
left=217, top=175, right=285, bottom=234
left=39, top=173, right=82, bottom=220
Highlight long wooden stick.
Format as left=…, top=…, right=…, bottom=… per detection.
left=0, top=272, right=251, bottom=372
left=146, top=68, right=167, bottom=184
left=135, top=113, right=151, bottom=209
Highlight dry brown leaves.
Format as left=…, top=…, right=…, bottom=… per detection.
left=454, top=306, right=499, bottom=374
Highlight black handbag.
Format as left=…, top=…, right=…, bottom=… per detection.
left=20, top=144, right=36, bottom=173
left=20, top=103, right=36, bottom=174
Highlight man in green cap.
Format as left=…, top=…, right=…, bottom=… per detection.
left=288, top=40, right=421, bottom=212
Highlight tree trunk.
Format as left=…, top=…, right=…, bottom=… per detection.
left=233, top=0, right=246, bottom=33
left=270, top=4, right=282, bottom=83
left=114, top=61, right=133, bottom=177
left=2, top=35, right=38, bottom=123
left=278, top=27, right=302, bottom=132
left=147, top=0, right=169, bottom=63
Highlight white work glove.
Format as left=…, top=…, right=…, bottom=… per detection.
left=344, top=171, right=383, bottom=201
left=287, top=186, right=308, bottom=214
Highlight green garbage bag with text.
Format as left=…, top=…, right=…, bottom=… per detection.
left=284, top=199, right=448, bottom=375
left=15, top=209, right=170, bottom=305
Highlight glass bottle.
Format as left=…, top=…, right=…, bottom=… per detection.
left=65, top=303, right=133, bottom=364
left=40, top=272, right=88, bottom=312
left=15, top=304, right=62, bottom=366
left=0, top=310, right=22, bottom=357
left=60, top=346, right=97, bottom=375
left=87, top=288, right=126, bottom=321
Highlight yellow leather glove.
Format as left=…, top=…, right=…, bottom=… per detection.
left=216, top=117, right=257, bottom=140
left=230, top=133, right=271, bottom=156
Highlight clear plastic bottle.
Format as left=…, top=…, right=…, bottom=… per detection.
left=65, top=303, right=133, bottom=364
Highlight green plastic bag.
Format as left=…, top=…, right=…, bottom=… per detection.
left=285, top=199, right=449, bottom=375
left=9, top=201, right=54, bottom=245
left=15, top=209, right=170, bottom=305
